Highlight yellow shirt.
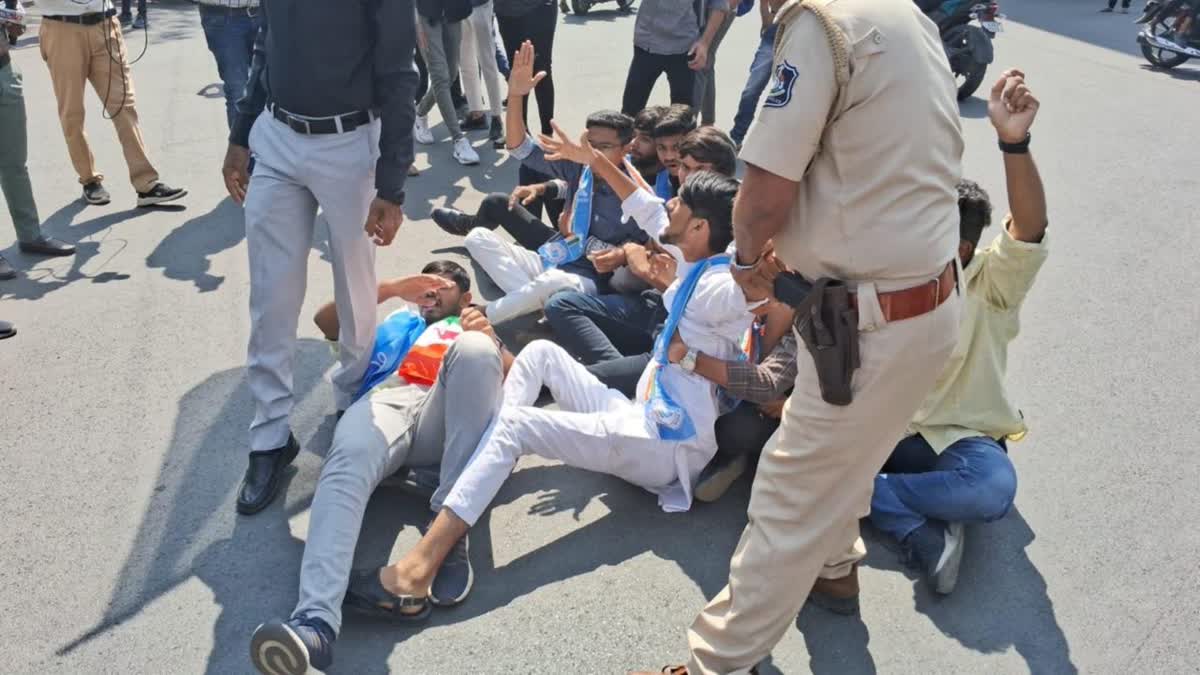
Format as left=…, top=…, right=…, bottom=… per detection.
left=909, top=224, right=1049, bottom=453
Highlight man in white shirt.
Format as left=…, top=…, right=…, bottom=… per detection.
left=336, top=145, right=756, bottom=617
left=35, top=0, right=186, bottom=206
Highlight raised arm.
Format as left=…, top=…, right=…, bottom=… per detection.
left=988, top=69, right=1046, bottom=244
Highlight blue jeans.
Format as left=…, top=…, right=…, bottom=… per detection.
left=730, top=24, right=777, bottom=145
left=869, top=434, right=1017, bottom=542
left=543, top=290, right=664, bottom=365
left=200, top=5, right=260, bottom=130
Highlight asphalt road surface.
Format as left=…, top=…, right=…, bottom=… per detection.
left=3, top=1, right=1198, bottom=673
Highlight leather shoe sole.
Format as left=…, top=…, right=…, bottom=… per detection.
left=237, top=435, right=301, bottom=515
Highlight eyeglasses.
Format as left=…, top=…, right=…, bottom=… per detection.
left=590, top=142, right=621, bottom=151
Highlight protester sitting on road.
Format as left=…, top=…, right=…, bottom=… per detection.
left=450, top=42, right=652, bottom=325
left=677, top=126, right=738, bottom=184
left=249, top=261, right=515, bottom=675
left=631, top=105, right=668, bottom=182
left=650, top=103, right=699, bottom=196
left=870, top=69, right=1048, bottom=596
left=339, top=146, right=757, bottom=623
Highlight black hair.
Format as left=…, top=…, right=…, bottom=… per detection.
left=421, top=260, right=471, bottom=293
left=651, top=103, right=698, bottom=139
left=957, top=179, right=992, bottom=245
left=634, top=106, right=668, bottom=135
left=679, top=170, right=739, bottom=253
left=678, top=126, right=738, bottom=177
left=585, top=110, right=636, bottom=145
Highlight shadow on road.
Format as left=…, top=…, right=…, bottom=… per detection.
left=145, top=196, right=246, bottom=292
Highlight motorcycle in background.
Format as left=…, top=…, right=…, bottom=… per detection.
left=936, top=2, right=1006, bottom=101
left=1136, top=0, right=1200, bottom=69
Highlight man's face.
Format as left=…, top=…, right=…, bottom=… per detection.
left=659, top=197, right=708, bottom=260
left=587, top=126, right=628, bottom=166
left=677, top=155, right=715, bottom=185
left=417, top=277, right=467, bottom=322
left=656, top=134, right=684, bottom=176
left=631, top=129, right=659, bottom=171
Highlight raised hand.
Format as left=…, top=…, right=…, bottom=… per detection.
left=988, top=69, right=1039, bottom=144
left=539, top=120, right=598, bottom=165
left=384, top=274, right=454, bottom=303
left=508, top=40, right=547, bottom=98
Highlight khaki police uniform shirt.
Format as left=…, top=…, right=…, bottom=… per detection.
left=909, top=224, right=1049, bottom=453
left=740, top=0, right=964, bottom=287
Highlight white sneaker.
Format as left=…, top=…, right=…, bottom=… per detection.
left=453, top=137, right=480, bottom=166
left=414, top=116, right=434, bottom=145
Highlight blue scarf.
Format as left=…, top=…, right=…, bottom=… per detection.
left=655, top=168, right=674, bottom=200
left=537, top=165, right=593, bottom=268
left=643, top=253, right=731, bottom=440
left=353, top=310, right=427, bottom=402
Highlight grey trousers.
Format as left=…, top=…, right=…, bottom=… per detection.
left=244, top=111, right=379, bottom=451
left=417, top=15, right=465, bottom=139
left=292, top=332, right=504, bottom=633
left=0, top=62, right=41, bottom=243
left=693, top=12, right=734, bottom=126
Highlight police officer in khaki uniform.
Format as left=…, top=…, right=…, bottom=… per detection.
left=633, top=0, right=964, bottom=672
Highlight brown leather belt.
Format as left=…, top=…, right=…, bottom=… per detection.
left=849, top=261, right=957, bottom=323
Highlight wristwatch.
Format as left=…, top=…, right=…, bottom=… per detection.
left=679, top=349, right=699, bottom=374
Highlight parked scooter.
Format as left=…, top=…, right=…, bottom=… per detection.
left=1136, top=0, right=1200, bottom=69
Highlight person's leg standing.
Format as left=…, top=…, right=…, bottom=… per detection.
left=470, top=2, right=505, bottom=124
left=694, top=12, right=732, bottom=125
left=304, top=122, right=380, bottom=414
left=622, top=47, right=664, bottom=116
left=686, top=294, right=961, bottom=674
left=39, top=19, right=103, bottom=191
left=0, top=60, right=43, bottom=245
left=664, top=52, right=697, bottom=108
left=417, top=16, right=465, bottom=141
left=88, top=18, right=158, bottom=193
left=458, top=13, right=485, bottom=115
left=243, top=114, right=319, bottom=454
left=526, top=0, right=557, bottom=135
left=200, top=5, right=258, bottom=130
left=730, top=27, right=777, bottom=146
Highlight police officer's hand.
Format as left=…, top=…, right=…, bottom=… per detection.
left=509, top=40, right=547, bottom=98
left=732, top=243, right=786, bottom=304
left=364, top=197, right=404, bottom=246
left=988, top=69, right=1039, bottom=144
left=222, top=144, right=251, bottom=205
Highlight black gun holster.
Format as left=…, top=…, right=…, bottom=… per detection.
left=775, top=273, right=861, bottom=406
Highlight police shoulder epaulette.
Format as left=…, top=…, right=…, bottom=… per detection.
left=772, top=0, right=851, bottom=88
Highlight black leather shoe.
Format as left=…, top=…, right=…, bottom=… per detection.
left=0, top=255, right=15, bottom=281
left=19, top=236, right=76, bottom=257
left=237, top=434, right=301, bottom=515
left=0, top=320, right=14, bottom=340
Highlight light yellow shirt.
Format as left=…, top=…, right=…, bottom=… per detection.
left=909, top=223, right=1049, bottom=453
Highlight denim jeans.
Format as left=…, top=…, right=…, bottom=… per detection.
left=729, top=24, right=777, bottom=145
left=544, top=290, right=665, bottom=366
left=200, top=5, right=259, bottom=130
left=869, top=434, right=1018, bottom=542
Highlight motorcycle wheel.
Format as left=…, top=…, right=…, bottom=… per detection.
left=572, top=0, right=592, bottom=14
left=956, top=62, right=988, bottom=101
left=1141, top=20, right=1191, bottom=68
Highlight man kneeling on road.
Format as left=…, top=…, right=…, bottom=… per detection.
left=870, top=69, right=1048, bottom=596
left=336, top=136, right=758, bottom=623
left=249, top=260, right=514, bottom=675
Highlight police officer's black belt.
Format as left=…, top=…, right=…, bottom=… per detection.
left=269, top=103, right=374, bottom=136
left=44, top=9, right=117, bottom=25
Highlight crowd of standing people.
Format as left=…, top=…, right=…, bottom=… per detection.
left=1, top=2, right=1051, bottom=675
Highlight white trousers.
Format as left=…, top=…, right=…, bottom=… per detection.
left=464, top=227, right=596, bottom=323
left=243, top=112, right=379, bottom=451
left=442, top=340, right=679, bottom=526
left=459, top=1, right=504, bottom=118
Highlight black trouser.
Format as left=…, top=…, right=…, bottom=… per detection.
left=1106, top=0, right=1131, bottom=8
left=497, top=1, right=558, bottom=135
left=587, top=353, right=653, bottom=398
left=713, top=401, right=780, bottom=466
left=121, top=0, right=147, bottom=16
left=475, top=192, right=557, bottom=250
left=621, top=46, right=696, bottom=116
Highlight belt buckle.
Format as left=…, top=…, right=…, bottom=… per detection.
left=288, top=115, right=311, bottom=134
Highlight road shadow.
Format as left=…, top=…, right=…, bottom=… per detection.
left=857, top=508, right=1077, bottom=675
left=145, top=196, right=245, bottom=292
left=1138, top=62, right=1200, bottom=81
left=1003, top=0, right=1145, bottom=56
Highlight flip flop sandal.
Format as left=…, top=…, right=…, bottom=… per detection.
left=343, top=568, right=432, bottom=622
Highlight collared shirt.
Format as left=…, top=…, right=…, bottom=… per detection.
left=34, top=0, right=111, bottom=15
left=634, top=0, right=729, bottom=56
left=909, top=226, right=1049, bottom=453
left=621, top=189, right=755, bottom=511
left=725, top=331, right=798, bottom=404
left=741, top=0, right=963, bottom=288
left=230, top=0, right=419, bottom=204
left=197, top=0, right=260, bottom=8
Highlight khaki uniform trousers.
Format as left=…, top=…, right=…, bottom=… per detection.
left=38, top=17, right=158, bottom=192
left=687, top=289, right=962, bottom=674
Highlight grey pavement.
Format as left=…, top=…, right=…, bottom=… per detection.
left=2, top=1, right=1199, bottom=673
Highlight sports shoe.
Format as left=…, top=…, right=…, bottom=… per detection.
left=904, top=520, right=965, bottom=595
left=249, top=616, right=335, bottom=675
left=693, top=453, right=748, bottom=503
left=414, top=116, right=434, bottom=145
left=453, top=137, right=480, bottom=166
left=137, top=183, right=188, bottom=207
left=430, top=531, right=474, bottom=606
left=132, top=14, right=147, bottom=29
left=430, top=207, right=477, bottom=236
left=83, top=181, right=112, bottom=206
left=489, top=116, right=505, bottom=149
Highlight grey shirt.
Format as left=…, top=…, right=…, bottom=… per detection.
left=634, top=0, right=729, bottom=55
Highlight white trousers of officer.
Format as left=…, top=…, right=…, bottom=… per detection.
left=464, top=227, right=596, bottom=324
left=442, top=340, right=680, bottom=526
left=243, top=111, right=379, bottom=452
